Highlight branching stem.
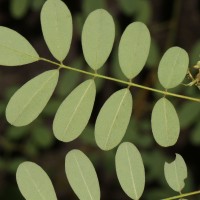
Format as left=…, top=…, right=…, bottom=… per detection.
left=40, top=57, right=200, bottom=103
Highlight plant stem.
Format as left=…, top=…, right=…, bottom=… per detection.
left=40, top=57, right=200, bottom=103
left=162, top=190, right=200, bottom=200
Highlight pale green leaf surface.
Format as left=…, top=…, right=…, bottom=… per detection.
left=0, top=26, right=39, bottom=66
left=6, top=70, right=59, bottom=126
left=53, top=79, right=96, bottom=142
left=151, top=97, right=180, bottom=147
left=164, top=154, right=187, bottom=192
left=118, top=22, right=150, bottom=79
left=41, top=0, right=72, bottom=61
left=158, top=47, right=189, bottom=89
left=95, top=88, right=132, bottom=150
left=65, top=150, right=100, bottom=200
left=16, top=161, right=57, bottom=200
left=82, top=9, right=115, bottom=70
left=115, top=142, right=145, bottom=200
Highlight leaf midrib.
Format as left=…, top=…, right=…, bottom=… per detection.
left=165, top=49, right=180, bottom=88
left=23, top=166, right=46, bottom=200
left=104, top=89, right=128, bottom=149
left=62, top=80, right=93, bottom=140
left=125, top=145, right=139, bottom=199
left=12, top=70, right=58, bottom=124
left=73, top=154, right=94, bottom=200
left=0, top=42, right=39, bottom=60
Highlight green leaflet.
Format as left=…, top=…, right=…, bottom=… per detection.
left=118, top=22, right=150, bottom=79
left=151, top=97, right=180, bottom=147
left=82, top=9, right=115, bottom=70
left=115, top=142, right=145, bottom=200
left=164, top=154, right=187, bottom=192
left=117, top=0, right=140, bottom=16
left=158, top=47, right=189, bottom=89
left=10, top=0, right=30, bottom=19
left=41, top=0, right=72, bottom=62
left=53, top=79, right=96, bottom=142
left=0, top=26, right=39, bottom=66
left=95, top=88, right=132, bottom=150
left=65, top=150, right=100, bottom=200
left=16, top=161, right=57, bottom=200
left=6, top=70, right=59, bottom=126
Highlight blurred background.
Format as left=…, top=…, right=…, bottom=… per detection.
left=0, top=0, right=200, bottom=199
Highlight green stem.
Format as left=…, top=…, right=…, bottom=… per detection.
left=162, top=190, right=200, bottom=200
left=40, top=57, right=200, bottom=103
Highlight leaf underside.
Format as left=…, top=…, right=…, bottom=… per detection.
left=151, top=97, right=180, bottom=147
left=16, top=161, right=57, bottom=200
left=65, top=149, right=100, bottom=200
left=41, top=0, right=72, bottom=61
left=95, top=88, right=133, bottom=150
left=6, top=70, right=59, bottom=126
left=53, top=79, right=96, bottom=142
left=115, top=142, right=145, bottom=200
left=164, top=154, right=187, bottom=192
left=82, top=9, right=115, bottom=70
left=0, top=26, right=39, bottom=66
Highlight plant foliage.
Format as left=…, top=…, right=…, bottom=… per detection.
left=0, top=0, right=200, bottom=199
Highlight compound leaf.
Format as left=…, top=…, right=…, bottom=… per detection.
left=6, top=70, right=59, bottom=126
left=65, top=149, right=100, bottom=200
left=0, top=26, right=39, bottom=66
left=16, top=161, right=57, bottom=200
left=158, top=47, right=189, bottom=89
left=115, top=142, right=145, bottom=200
left=118, top=22, right=150, bottom=79
left=151, top=97, right=180, bottom=147
left=95, top=88, right=132, bottom=150
left=53, top=79, right=96, bottom=142
left=164, top=154, right=187, bottom=192
left=82, top=9, right=115, bottom=70
left=41, top=0, right=72, bottom=62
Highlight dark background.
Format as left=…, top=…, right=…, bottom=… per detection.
left=0, top=0, right=200, bottom=199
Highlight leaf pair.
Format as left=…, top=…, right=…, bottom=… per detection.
left=17, top=150, right=100, bottom=200
left=151, top=47, right=189, bottom=147
left=0, top=0, right=73, bottom=65
left=17, top=142, right=145, bottom=200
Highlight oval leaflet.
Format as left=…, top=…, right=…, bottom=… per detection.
left=158, top=47, right=189, bottom=89
left=115, top=142, right=145, bottom=200
left=151, top=97, right=180, bottom=147
left=65, top=149, right=100, bottom=200
left=16, top=161, right=57, bottom=200
left=0, top=26, right=39, bottom=66
left=53, top=79, right=96, bottom=142
left=6, top=70, right=59, bottom=126
left=41, top=0, right=72, bottom=61
left=95, top=88, right=132, bottom=150
left=118, top=22, right=151, bottom=79
left=82, top=9, right=115, bottom=70
left=164, top=154, right=187, bottom=192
